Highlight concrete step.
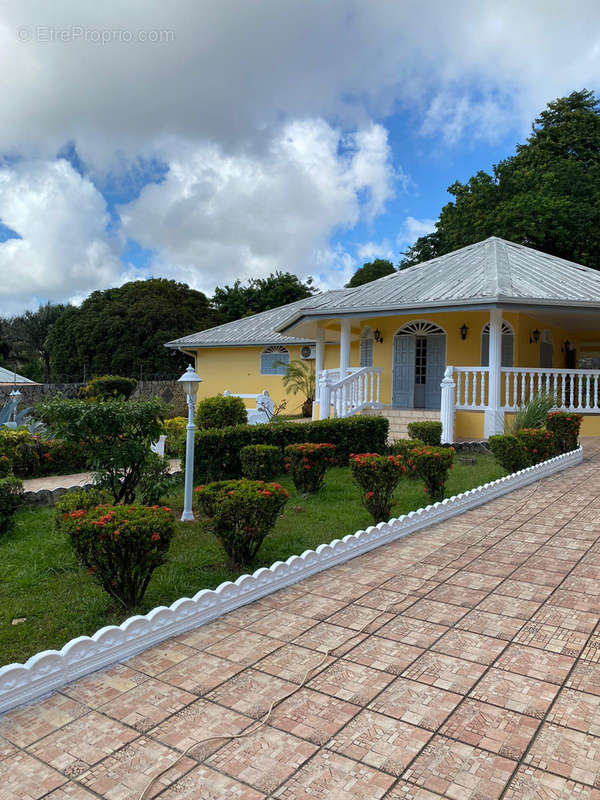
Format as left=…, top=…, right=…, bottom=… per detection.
left=363, top=407, right=440, bottom=442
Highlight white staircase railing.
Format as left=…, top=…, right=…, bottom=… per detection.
left=320, top=367, right=383, bottom=418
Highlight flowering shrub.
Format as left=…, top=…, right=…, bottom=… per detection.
left=0, top=429, right=88, bottom=477
left=488, top=434, right=529, bottom=473
left=284, top=443, right=336, bottom=493
left=196, top=479, right=288, bottom=565
left=349, top=452, right=406, bottom=523
left=516, top=428, right=556, bottom=464
left=390, top=438, right=425, bottom=479
left=240, top=444, right=281, bottom=481
left=59, top=504, right=175, bottom=608
left=406, top=421, right=442, bottom=446
left=409, top=445, right=454, bottom=503
left=55, top=487, right=109, bottom=528
left=547, top=411, right=582, bottom=454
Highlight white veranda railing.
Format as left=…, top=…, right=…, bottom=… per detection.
left=320, top=367, right=382, bottom=418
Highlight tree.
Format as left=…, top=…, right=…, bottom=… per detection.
left=12, top=303, right=69, bottom=382
left=212, top=271, right=316, bottom=323
left=346, top=259, right=396, bottom=287
left=47, top=279, right=215, bottom=381
left=281, top=360, right=315, bottom=417
left=401, top=90, right=600, bottom=269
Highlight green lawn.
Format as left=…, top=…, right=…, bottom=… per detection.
left=0, top=454, right=505, bottom=666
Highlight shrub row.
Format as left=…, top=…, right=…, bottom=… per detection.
left=406, top=421, right=442, bottom=446
left=188, top=415, right=389, bottom=481
left=0, top=429, right=88, bottom=478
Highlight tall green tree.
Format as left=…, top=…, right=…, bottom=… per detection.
left=346, top=259, right=396, bottom=287
left=12, top=302, right=69, bottom=382
left=212, top=271, right=316, bottom=323
left=47, top=279, right=215, bottom=381
left=401, top=89, right=600, bottom=269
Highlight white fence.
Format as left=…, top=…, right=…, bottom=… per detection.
left=320, top=367, right=382, bottom=418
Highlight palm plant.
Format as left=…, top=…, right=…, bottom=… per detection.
left=280, top=360, right=315, bottom=417
left=505, top=392, right=556, bottom=433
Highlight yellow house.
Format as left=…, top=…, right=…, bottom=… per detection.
left=166, top=237, right=600, bottom=440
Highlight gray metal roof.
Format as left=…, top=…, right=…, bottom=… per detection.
left=0, top=367, right=36, bottom=385
left=165, top=293, right=346, bottom=348
left=276, top=237, right=600, bottom=332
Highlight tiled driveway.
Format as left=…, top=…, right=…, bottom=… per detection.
left=3, top=440, right=600, bottom=799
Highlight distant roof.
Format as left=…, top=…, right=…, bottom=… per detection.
left=277, top=237, right=600, bottom=332
left=0, top=367, right=37, bottom=385
left=165, top=293, right=346, bottom=349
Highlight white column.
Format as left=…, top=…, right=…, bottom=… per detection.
left=313, top=328, right=325, bottom=420
left=484, top=308, right=504, bottom=438
left=339, top=319, right=351, bottom=378
left=440, top=366, right=456, bottom=444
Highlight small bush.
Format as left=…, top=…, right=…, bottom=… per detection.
left=284, top=443, right=336, bottom=493
left=240, top=444, right=281, bottom=481
left=406, top=421, right=442, bottom=446
left=195, top=394, right=248, bottom=430
left=506, top=393, right=556, bottom=433
left=516, top=428, right=556, bottom=465
left=488, top=434, right=529, bottom=473
left=0, top=455, right=11, bottom=477
left=409, top=445, right=454, bottom=503
left=59, top=504, right=175, bottom=608
left=0, top=474, right=23, bottom=533
left=390, top=438, right=425, bottom=478
left=164, top=416, right=187, bottom=456
left=55, top=487, right=108, bottom=528
left=547, top=411, right=582, bottom=454
left=78, top=375, right=137, bottom=401
left=137, top=453, right=176, bottom=505
left=349, top=452, right=406, bottom=523
left=196, top=479, right=288, bottom=565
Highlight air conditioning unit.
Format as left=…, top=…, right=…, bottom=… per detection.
left=300, top=345, right=316, bottom=360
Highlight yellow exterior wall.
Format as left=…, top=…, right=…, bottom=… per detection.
left=454, top=410, right=485, bottom=439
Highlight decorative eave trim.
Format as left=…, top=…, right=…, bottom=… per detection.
left=0, top=446, right=583, bottom=714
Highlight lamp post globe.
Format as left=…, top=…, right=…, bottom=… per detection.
left=178, top=365, right=202, bottom=521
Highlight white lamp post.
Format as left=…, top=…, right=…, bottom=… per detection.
left=178, top=364, right=202, bottom=522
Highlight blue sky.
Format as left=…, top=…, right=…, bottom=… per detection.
left=0, top=1, right=599, bottom=312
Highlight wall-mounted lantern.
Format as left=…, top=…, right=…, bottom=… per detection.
left=459, top=324, right=469, bottom=341
left=529, top=328, right=541, bottom=344
left=374, top=329, right=384, bottom=344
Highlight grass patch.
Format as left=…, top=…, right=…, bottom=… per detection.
left=0, top=454, right=505, bottom=665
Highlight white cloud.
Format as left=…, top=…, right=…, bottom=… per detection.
left=0, top=159, right=122, bottom=312
left=119, top=120, right=395, bottom=293
left=398, top=216, right=437, bottom=247
left=356, top=240, right=395, bottom=263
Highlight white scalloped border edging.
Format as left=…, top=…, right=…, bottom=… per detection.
left=0, top=446, right=583, bottom=713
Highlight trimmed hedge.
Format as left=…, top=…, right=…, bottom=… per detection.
left=163, top=416, right=186, bottom=456
left=406, top=421, right=442, bottom=446
left=78, top=375, right=137, bottom=401
left=240, top=444, right=281, bottom=481
left=516, top=428, right=556, bottom=465
left=195, top=394, right=247, bottom=430
left=547, top=411, right=582, bottom=454
left=0, top=430, right=88, bottom=478
left=488, top=434, right=529, bottom=473
left=188, top=415, right=389, bottom=481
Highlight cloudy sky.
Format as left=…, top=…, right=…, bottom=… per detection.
left=1, top=1, right=599, bottom=313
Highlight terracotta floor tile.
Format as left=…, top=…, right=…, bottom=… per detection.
left=325, top=603, right=394, bottom=634
left=205, top=668, right=296, bottom=718
left=381, top=576, right=439, bottom=596
left=431, top=629, right=506, bottom=665
left=446, top=570, right=503, bottom=591
left=402, top=735, right=515, bottom=799
left=548, top=687, right=600, bottom=735
left=510, top=566, right=566, bottom=587
left=0, top=751, right=66, bottom=800
left=440, top=698, right=539, bottom=759
left=405, top=598, right=470, bottom=625
left=205, top=629, right=282, bottom=664
left=44, top=784, right=98, bottom=799
left=158, top=764, right=266, bottom=799
left=327, top=708, right=432, bottom=776
left=247, top=609, right=316, bottom=642
left=525, top=722, right=600, bottom=787
left=98, top=677, right=196, bottom=732
left=0, top=736, right=17, bottom=761
left=566, top=661, right=600, bottom=696
left=159, top=651, right=243, bottom=695
left=0, top=693, right=87, bottom=747
left=495, top=643, right=575, bottom=684
left=455, top=609, right=524, bottom=640
left=222, top=599, right=277, bottom=627
left=377, top=615, right=449, bottom=648
left=174, top=619, right=239, bottom=650
left=503, top=765, right=600, bottom=800
left=426, top=583, right=488, bottom=608
left=125, top=639, right=198, bottom=676
left=206, top=725, right=317, bottom=794
left=369, top=677, right=462, bottom=731
left=308, top=659, right=394, bottom=705
left=477, top=593, right=542, bottom=619
left=548, top=590, right=600, bottom=614
left=301, top=574, right=370, bottom=602
left=28, top=711, right=137, bottom=778
left=470, top=667, right=558, bottom=718
left=292, top=621, right=366, bottom=655
left=61, top=664, right=147, bottom=707
left=496, top=579, right=554, bottom=602
left=149, top=697, right=252, bottom=759
left=513, top=622, right=588, bottom=657
left=356, top=588, right=418, bottom=613
left=77, top=736, right=195, bottom=799
left=272, top=748, right=394, bottom=798
left=581, top=635, right=600, bottom=663
left=281, top=591, right=346, bottom=620
left=344, top=635, right=424, bottom=674
left=384, top=780, right=450, bottom=799
left=253, top=643, right=333, bottom=684
left=401, top=651, right=486, bottom=694
left=562, top=576, right=600, bottom=595
left=531, top=604, right=600, bottom=633
left=267, top=687, right=360, bottom=744
left=466, top=559, right=515, bottom=578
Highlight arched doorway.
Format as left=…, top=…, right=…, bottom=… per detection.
left=481, top=321, right=514, bottom=367
left=360, top=326, right=374, bottom=367
left=539, top=330, right=553, bottom=368
left=392, top=321, right=446, bottom=408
